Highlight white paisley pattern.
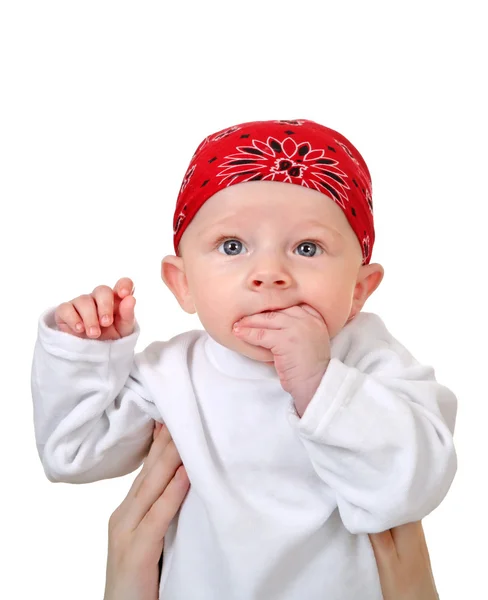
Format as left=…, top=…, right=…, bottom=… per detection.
left=216, top=136, right=351, bottom=209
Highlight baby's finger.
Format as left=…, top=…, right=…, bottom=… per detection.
left=55, top=302, right=85, bottom=335
left=113, top=277, right=135, bottom=299
left=71, top=295, right=102, bottom=338
left=92, top=285, right=115, bottom=328
left=298, top=304, right=326, bottom=323
left=236, top=311, right=287, bottom=330
left=233, top=325, right=278, bottom=350
left=114, top=294, right=136, bottom=337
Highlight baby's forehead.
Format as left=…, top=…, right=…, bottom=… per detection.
left=203, top=181, right=345, bottom=224
left=193, top=190, right=355, bottom=249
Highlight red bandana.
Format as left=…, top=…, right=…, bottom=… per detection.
left=173, top=119, right=375, bottom=264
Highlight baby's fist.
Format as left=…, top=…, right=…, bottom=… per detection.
left=54, top=277, right=136, bottom=341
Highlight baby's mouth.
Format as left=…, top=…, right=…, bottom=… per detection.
left=258, top=306, right=286, bottom=314
left=253, top=305, right=294, bottom=317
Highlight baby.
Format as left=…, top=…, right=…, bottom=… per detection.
left=31, top=119, right=457, bottom=600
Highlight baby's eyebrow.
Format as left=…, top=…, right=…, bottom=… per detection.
left=299, top=220, right=345, bottom=239
left=200, top=218, right=345, bottom=242
left=201, top=218, right=241, bottom=236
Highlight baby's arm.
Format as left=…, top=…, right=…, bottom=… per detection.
left=31, top=280, right=160, bottom=484
left=291, top=313, right=457, bottom=534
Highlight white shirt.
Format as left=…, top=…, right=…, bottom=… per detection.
left=31, top=309, right=457, bottom=600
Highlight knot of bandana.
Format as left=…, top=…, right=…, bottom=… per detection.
left=173, top=119, right=375, bottom=264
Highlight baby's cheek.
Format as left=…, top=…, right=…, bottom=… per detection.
left=320, top=304, right=351, bottom=338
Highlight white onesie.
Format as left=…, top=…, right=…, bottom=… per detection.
left=31, top=309, right=457, bottom=600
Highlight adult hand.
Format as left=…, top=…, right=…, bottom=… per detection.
left=103, top=422, right=190, bottom=600
left=369, top=521, right=439, bottom=600
left=104, top=426, right=437, bottom=600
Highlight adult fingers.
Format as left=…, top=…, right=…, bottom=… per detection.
left=124, top=424, right=173, bottom=505
left=137, top=465, right=190, bottom=546
left=138, top=424, right=173, bottom=486
left=153, top=421, right=163, bottom=442
left=111, top=424, right=172, bottom=527
left=123, top=435, right=183, bottom=531
left=391, top=521, right=430, bottom=560
left=369, top=529, right=398, bottom=564
left=369, top=529, right=401, bottom=600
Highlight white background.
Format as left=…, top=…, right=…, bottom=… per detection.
left=1, top=1, right=486, bottom=598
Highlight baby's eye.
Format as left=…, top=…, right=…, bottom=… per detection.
left=218, top=239, right=246, bottom=256
left=295, top=241, right=323, bottom=257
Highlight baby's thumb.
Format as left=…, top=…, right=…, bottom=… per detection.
left=115, top=295, right=136, bottom=337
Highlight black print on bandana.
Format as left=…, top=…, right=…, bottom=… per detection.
left=216, top=136, right=351, bottom=209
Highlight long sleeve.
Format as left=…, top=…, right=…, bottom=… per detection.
left=31, top=308, right=160, bottom=483
left=290, top=312, right=457, bottom=534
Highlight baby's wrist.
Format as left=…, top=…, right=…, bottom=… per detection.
left=293, top=363, right=329, bottom=417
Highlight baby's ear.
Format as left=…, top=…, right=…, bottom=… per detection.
left=161, top=256, right=196, bottom=314
left=350, top=262, right=384, bottom=317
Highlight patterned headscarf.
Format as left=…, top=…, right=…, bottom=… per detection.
left=173, top=119, right=375, bottom=263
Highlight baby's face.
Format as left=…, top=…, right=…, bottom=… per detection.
left=171, top=181, right=369, bottom=363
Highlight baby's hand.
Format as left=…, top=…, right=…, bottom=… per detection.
left=54, top=277, right=136, bottom=341
left=233, top=304, right=330, bottom=416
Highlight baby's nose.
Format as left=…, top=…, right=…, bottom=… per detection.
left=251, top=277, right=289, bottom=289
left=247, top=252, right=293, bottom=289
left=248, top=270, right=292, bottom=289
